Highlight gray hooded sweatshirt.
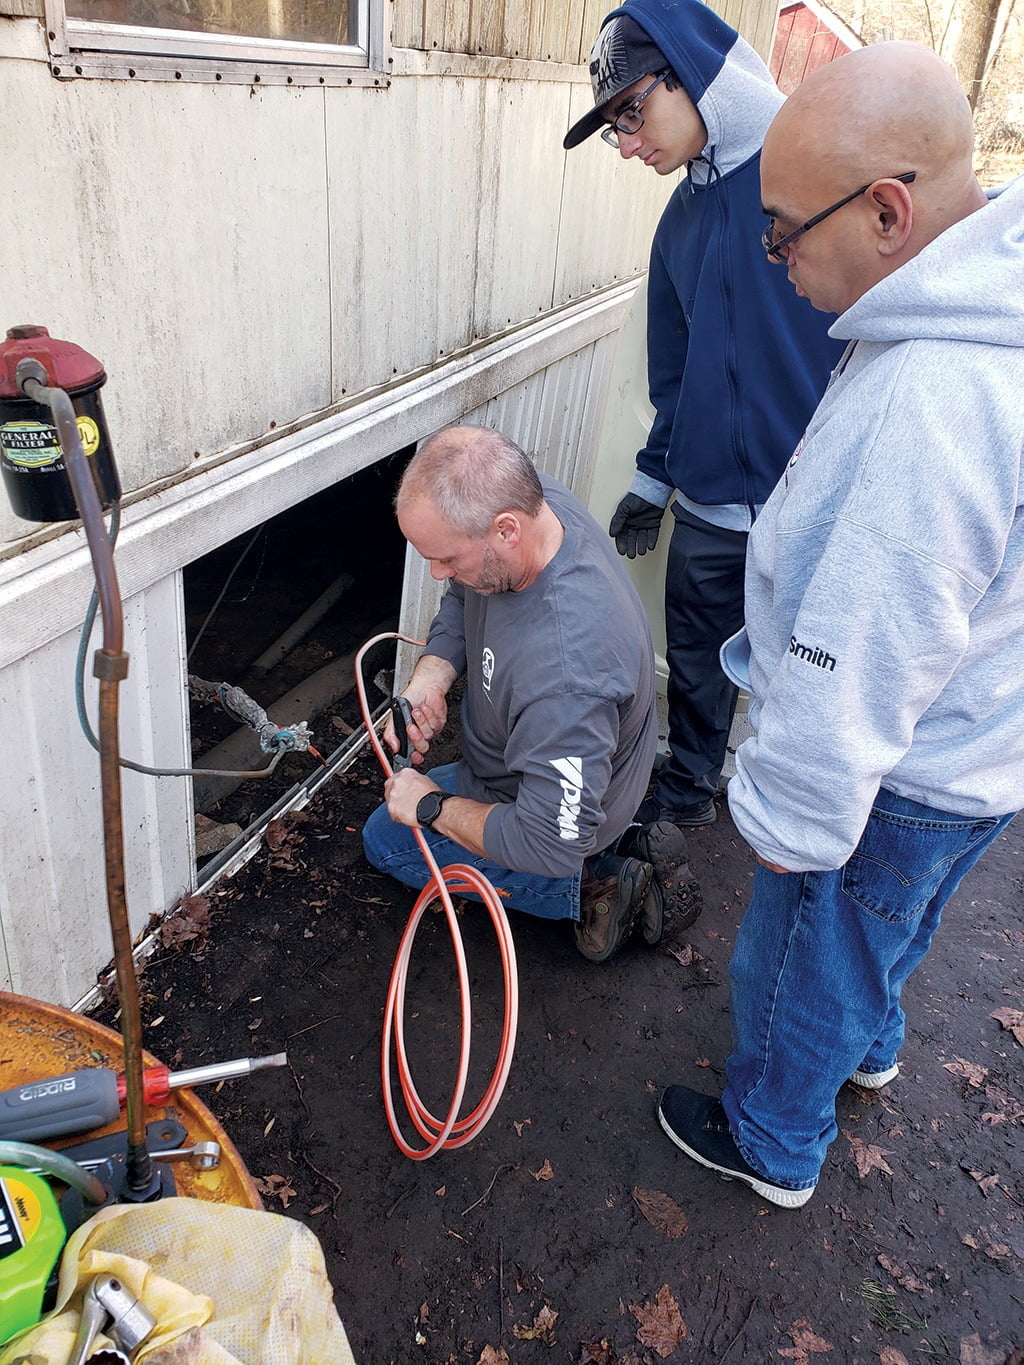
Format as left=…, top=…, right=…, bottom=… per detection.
left=727, top=174, right=1024, bottom=871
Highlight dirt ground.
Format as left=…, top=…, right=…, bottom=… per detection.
left=92, top=739, right=1024, bottom=1365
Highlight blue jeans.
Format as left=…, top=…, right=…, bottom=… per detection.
left=361, top=763, right=582, bottom=922
left=722, top=787, right=1016, bottom=1190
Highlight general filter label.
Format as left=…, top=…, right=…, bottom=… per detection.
left=0, top=1175, right=39, bottom=1259
left=0, top=422, right=62, bottom=469
left=0, top=416, right=99, bottom=467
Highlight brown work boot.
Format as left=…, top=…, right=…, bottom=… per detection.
left=574, top=852, right=654, bottom=963
left=620, top=821, right=703, bottom=940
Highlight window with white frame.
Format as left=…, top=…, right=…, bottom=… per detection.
left=44, top=0, right=387, bottom=84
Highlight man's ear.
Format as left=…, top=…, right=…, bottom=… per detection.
left=493, top=512, right=522, bottom=546
left=868, top=178, right=914, bottom=256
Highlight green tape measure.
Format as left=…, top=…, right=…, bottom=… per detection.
left=0, top=1165, right=66, bottom=1344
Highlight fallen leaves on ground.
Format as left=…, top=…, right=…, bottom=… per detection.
left=265, top=815, right=308, bottom=872
left=530, top=1159, right=554, bottom=1181
left=778, top=1317, right=834, bottom=1360
left=990, top=1006, right=1024, bottom=1046
left=877, top=1253, right=929, bottom=1293
left=962, top=1164, right=1001, bottom=1196
left=579, top=1340, right=615, bottom=1364
left=878, top=1349, right=911, bottom=1365
left=961, top=1227, right=1017, bottom=1269
left=943, top=1058, right=988, bottom=1087
left=159, top=892, right=211, bottom=949
left=667, top=945, right=702, bottom=966
left=254, top=1172, right=297, bottom=1208
left=843, top=1132, right=894, bottom=1178
left=632, top=1187, right=689, bottom=1238
left=512, top=1304, right=558, bottom=1344
left=476, top=1348, right=511, bottom=1365
left=629, top=1284, right=686, bottom=1357
left=959, top=1332, right=1012, bottom=1365
left=980, top=1079, right=1024, bottom=1124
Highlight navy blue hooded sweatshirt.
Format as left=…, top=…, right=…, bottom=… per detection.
left=611, top=0, right=845, bottom=526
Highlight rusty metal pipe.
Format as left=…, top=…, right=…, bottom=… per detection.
left=16, top=360, right=154, bottom=1197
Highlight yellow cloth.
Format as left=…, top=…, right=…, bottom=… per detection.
left=0, top=1198, right=354, bottom=1364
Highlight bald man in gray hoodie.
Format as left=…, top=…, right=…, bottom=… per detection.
left=658, top=42, right=1024, bottom=1208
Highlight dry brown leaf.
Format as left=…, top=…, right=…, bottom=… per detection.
left=254, top=1172, right=297, bottom=1208
left=159, top=893, right=211, bottom=949
left=843, top=1132, right=894, bottom=1178
left=778, top=1316, right=834, bottom=1360
left=667, top=945, right=702, bottom=966
left=877, top=1253, right=929, bottom=1293
left=962, top=1229, right=1013, bottom=1264
left=632, top=1187, right=689, bottom=1238
left=879, top=1349, right=911, bottom=1365
left=513, top=1119, right=532, bottom=1137
left=959, top=1332, right=1011, bottom=1365
left=579, top=1340, right=616, bottom=1365
left=629, top=1284, right=686, bottom=1358
left=990, top=1007, right=1024, bottom=1047
left=530, top=1159, right=554, bottom=1181
left=966, top=1169, right=1000, bottom=1196
left=417, top=1302, right=430, bottom=1325
left=511, top=1304, right=558, bottom=1344
left=476, top=1348, right=511, bottom=1365
left=943, top=1058, right=988, bottom=1087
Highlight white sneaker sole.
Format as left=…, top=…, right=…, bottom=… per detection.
left=657, top=1107, right=816, bottom=1209
left=849, top=1063, right=899, bottom=1090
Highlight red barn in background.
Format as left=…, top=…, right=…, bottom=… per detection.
left=770, top=0, right=862, bottom=92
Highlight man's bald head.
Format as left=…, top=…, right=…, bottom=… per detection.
left=761, top=42, right=986, bottom=313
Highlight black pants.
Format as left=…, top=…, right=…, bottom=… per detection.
left=655, top=506, right=748, bottom=812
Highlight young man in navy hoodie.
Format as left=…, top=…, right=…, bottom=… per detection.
left=564, top=0, right=842, bottom=835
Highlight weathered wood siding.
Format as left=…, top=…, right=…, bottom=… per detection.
left=394, top=0, right=777, bottom=65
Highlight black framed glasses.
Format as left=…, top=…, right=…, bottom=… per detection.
left=600, top=71, right=670, bottom=148
left=761, top=172, right=917, bottom=261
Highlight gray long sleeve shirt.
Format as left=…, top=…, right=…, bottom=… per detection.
left=425, top=475, right=658, bottom=879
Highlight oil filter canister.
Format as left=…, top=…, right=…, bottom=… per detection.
left=0, top=324, right=121, bottom=523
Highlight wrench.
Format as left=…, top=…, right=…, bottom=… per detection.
left=67, top=1279, right=111, bottom=1365
left=151, top=1140, right=220, bottom=1169
left=26, top=1140, right=221, bottom=1178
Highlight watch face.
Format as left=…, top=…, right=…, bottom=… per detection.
left=416, top=790, right=445, bottom=827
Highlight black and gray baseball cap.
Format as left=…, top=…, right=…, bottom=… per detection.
left=563, top=14, right=669, bottom=149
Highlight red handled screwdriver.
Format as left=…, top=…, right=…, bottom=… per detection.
left=0, top=1052, right=287, bottom=1143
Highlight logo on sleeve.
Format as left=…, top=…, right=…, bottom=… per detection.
left=481, top=648, right=495, bottom=692
left=789, top=635, right=836, bottom=672
left=550, top=757, right=583, bottom=841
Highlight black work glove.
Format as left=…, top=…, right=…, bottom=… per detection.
left=608, top=493, right=664, bottom=559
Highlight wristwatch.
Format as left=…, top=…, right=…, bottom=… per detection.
left=416, top=789, right=453, bottom=829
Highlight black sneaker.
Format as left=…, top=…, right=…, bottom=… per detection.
left=574, top=852, right=653, bottom=963
left=635, top=795, right=717, bottom=828
left=619, top=821, right=703, bottom=940
left=657, top=1085, right=816, bottom=1209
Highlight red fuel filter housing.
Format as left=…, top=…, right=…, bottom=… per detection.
left=0, top=324, right=121, bottom=523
